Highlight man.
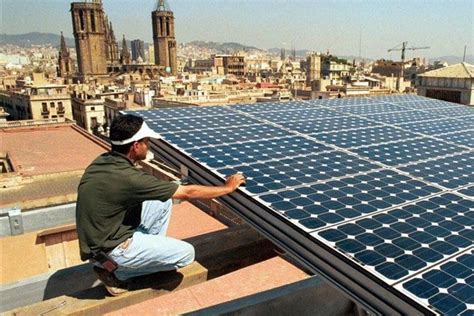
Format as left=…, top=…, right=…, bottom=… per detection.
left=76, top=114, right=245, bottom=296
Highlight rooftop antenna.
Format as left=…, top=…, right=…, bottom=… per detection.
left=463, top=45, right=467, bottom=62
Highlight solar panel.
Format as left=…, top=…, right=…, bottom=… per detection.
left=127, top=95, right=474, bottom=315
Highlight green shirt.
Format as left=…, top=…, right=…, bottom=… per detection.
left=76, top=151, right=178, bottom=260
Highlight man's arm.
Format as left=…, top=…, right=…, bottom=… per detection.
left=172, top=173, right=245, bottom=200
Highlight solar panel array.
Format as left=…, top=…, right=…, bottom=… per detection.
left=129, top=95, right=473, bottom=315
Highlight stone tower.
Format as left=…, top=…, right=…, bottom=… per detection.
left=306, top=53, right=321, bottom=87
left=58, top=31, right=75, bottom=77
left=70, top=0, right=107, bottom=78
left=120, top=35, right=131, bottom=65
left=151, top=0, right=177, bottom=75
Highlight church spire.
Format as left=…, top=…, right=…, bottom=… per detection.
left=60, top=31, right=68, bottom=54
left=120, top=35, right=130, bottom=65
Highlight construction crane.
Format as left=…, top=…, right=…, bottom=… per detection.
left=387, top=42, right=430, bottom=91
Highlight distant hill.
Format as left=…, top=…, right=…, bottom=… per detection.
left=428, top=55, right=474, bottom=65
left=1, top=33, right=472, bottom=65
left=185, top=41, right=261, bottom=53
left=0, top=32, right=75, bottom=47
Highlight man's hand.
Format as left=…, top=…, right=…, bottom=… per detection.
left=172, top=173, right=246, bottom=200
left=225, top=173, right=246, bottom=192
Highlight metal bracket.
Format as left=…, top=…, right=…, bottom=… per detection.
left=8, top=208, right=24, bottom=236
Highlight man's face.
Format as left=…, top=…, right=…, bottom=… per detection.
left=134, top=137, right=150, bottom=161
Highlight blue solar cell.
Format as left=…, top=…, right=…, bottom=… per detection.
left=351, top=138, right=464, bottom=166
left=308, top=97, right=382, bottom=106
left=217, top=151, right=380, bottom=194
left=435, top=130, right=474, bottom=148
left=251, top=108, right=342, bottom=122
left=231, top=100, right=313, bottom=113
left=143, top=96, right=473, bottom=315
left=396, top=118, right=474, bottom=135
left=426, top=105, right=474, bottom=117
left=279, top=116, right=380, bottom=134
left=162, top=124, right=293, bottom=149
left=364, top=110, right=445, bottom=125
left=144, top=113, right=262, bottom=133
left=402, top=250, right=473, bottom=315
left=458, top=185, right=474, bottom=198
left=310, top=126, right=420, bottom=148
left=332, top=103, right=408, bottom=115
left=317, top=193, right=471, bottom=282
left=400, top=152, right=474, bottom=189
left=187, top=136, right=331, bottom=169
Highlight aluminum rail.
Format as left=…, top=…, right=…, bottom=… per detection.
left=150, top=140, right=435, bottom=316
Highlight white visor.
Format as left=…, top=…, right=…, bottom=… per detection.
left=110, top=121, right=161, bottom=145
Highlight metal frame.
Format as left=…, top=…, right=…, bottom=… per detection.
left=151, top=140, right=435, bottom=316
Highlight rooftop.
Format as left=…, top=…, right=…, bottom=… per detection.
left=1, top=123, right=106, bottom=177
left=419, top=62, right=474, bottom=78
left=0, top=122, right=108, bottom=209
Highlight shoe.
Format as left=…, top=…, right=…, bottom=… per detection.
left=93, top=266, right=128, bottom=296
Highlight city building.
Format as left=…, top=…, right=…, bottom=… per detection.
left=131, top=39, right=146, bottom=63
left=417, top=62, right=474, bottom=105
left=213, top=55, right=246, bottom=77
left=152, top=0, right=177, bottom=75
left=0, top=84, right=72, bottom=120
left=70, top=0, right=108, bottom=79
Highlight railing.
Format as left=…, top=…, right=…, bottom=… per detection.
left=0, top=118, right=69, bottom=128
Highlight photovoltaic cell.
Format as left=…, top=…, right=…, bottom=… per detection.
left=458, top=185, right=474, bottom=198
left=364, top=110, right=446, bottom=125
left=216, top=151, right=380, bottom=194
left=129, top=95, right=474, bottom=315
left=162, top=124, right=294, bottom=149
left=332, top=103, right=408, bottom=115
left=258, top=169, right=441, bottom=230
left=396, top=118, right=474, bottom=136
left=424, top=106, right=474, bottom=118
left=251, top=108, right=342, bottom=122
left=400, top=152, right=474, bottom=189
left=279, top=116, right=380, bottom=134
left=435, top=130, right=474, bottom=148
left=317, top=193, right=473, bottom=280
left=400, top=249, right=473, bottom=315
left=146, top=114, right=261, bottom=133
left=350, top=138, right=465, bottom=166
left=186, top=136, right=332, bottom=169
left=231, top=101, right=312, bottom=113
left=309, top=126, right=421, bottom=148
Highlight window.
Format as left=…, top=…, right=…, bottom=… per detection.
left=42, top=102, right=48, bottom=113
left=90, top=107, right=95, bottom=111
left=50, top=102, right=55, bottom=108
left=91, top=11, right=96, bottom=32
left=79, top=10, right=85, bottom=31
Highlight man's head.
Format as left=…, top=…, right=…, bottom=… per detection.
left=109, top=115, right=160, bottom=160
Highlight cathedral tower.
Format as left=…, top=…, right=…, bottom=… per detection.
left=151, top=0, right=177, bottom=75
left=71, top=0, right=107, bottom=78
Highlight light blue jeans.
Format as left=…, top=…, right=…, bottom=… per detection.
left=108, top=199, right=195, bottom=281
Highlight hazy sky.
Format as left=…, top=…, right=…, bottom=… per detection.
left=1, top=0, right=473, bottom=59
